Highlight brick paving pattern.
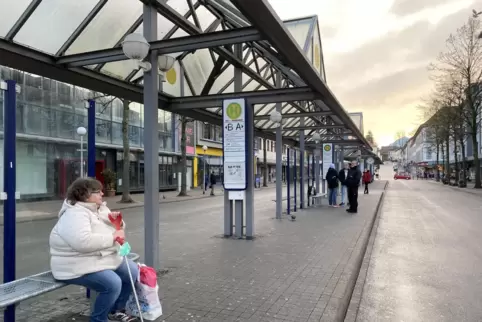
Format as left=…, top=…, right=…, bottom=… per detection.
left=1, top=181, right=386, bottom=322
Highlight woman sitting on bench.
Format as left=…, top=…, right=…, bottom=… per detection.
left=49, top=178, right=138, bottom=322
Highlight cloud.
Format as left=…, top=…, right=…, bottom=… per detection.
left=389, top=0, right=460, bottom=16
left=325, top=6, right=470, bottom=87
left=338, top=66, right=431, bottom=108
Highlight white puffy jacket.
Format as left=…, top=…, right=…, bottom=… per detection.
left=49, top=200, right=124, bottom=280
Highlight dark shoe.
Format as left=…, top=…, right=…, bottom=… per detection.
left=108, top=312, right=138, bottom=322
left=346, top=209, right=357, bottom=213
left=339, top=202, right=345, bottom=206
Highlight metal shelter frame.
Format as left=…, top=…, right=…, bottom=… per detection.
left=1, top=2, right=373, bottom=320
left=0, top=0, right=370, bottom=147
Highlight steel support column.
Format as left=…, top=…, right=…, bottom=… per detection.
left=263, top=138, right=268, bottom=187
left=143, top=4, right=160, bottom=269
left=307, top=153, right=310, bottom=207
left=87, top=99, right=96, bottom=178
left=3, top=80, right=17, bottom=322
left=245, top=102, right=255, bottom=239
left=299, top=117, right=305, bottom=209
left=293, top=149, right=297, bottom=212
left=275, top=72, right=283, bottom=219
left=315, top=148, right=320, bottom=194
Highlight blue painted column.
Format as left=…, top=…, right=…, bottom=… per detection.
left=299, top=150, right=304, bottom=209
left=87, top=99, right=96, bottom=178
left=293, top=149, right=297, bottom=212
left=3, top=80, right=17, bottom=322
left=307, top=154, right=310, bottom=207
left=312, top=154, right=315, bottom=187
left=287, top=148, right=291, bottom=215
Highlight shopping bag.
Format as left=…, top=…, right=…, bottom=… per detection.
left=139, top=265, right=157, bottom=288
left=125, top=264, right=163, bottom=321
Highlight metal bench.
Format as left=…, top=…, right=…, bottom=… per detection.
left=0, top=271, right=65, bottom=309
left=311, top=194, right=326, bottom=206
left=0, top=252, right=140, bottom=312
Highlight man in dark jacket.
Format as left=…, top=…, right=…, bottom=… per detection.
left=345, top=161, right=362, bottom=213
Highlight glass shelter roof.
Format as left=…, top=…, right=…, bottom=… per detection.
left=0, top=0, right=371, bottom=148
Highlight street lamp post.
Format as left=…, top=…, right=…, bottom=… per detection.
left=77, top=127, right=87, bottom=178
left=202, top=145, right=208, bottom=194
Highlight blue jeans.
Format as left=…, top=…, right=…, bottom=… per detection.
left=63, top=259, right=138, bottom=322
left=340, top=185, right=347, bottom=204
left=329, top=188, right=337, bottom=205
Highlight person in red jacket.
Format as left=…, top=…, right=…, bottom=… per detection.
left=363, top=169, right=372, bottom=194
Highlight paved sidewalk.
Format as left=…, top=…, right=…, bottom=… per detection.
left=5, top=181, right=386, bottom=322
left=0, top=183, right=280, bottom=224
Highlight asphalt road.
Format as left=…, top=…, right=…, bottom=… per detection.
left=357, top=177, right=482, bottom=322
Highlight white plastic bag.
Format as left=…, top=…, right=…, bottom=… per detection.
left=125, top=265, right=163, bottom=321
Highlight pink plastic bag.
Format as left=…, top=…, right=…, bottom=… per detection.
left=139, top=265, right=157, bottom=288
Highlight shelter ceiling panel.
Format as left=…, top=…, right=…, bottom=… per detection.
left=65, top=0, right=142, bottom=55
left=14, top=0, right=99, bottom=55
left=0, top=0, right=31, bottom=37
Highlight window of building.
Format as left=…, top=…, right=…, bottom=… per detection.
left=202, top=123, right=222, bottom=142
left=425, top=146, right=433, bottom=160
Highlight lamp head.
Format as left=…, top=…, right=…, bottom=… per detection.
left=312, top=133, right=321, bottom=143
left=202, top=145, right=208, bottom=151
left=269, top=111, right=282, bottom=124
left=122, top=33, right=150, bottom=61
left=158, top=55, right=176, bottom=72
left=77, top=127, right=87, bottom=136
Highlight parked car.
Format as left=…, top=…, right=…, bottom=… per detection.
left=394, top=172, right=411, bottom=180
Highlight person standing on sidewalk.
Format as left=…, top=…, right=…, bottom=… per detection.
left=338, top=163, right=349, bottom=206
left=363, top=169, right=372, bottom=194
left=325, top=164, right=339, bottom=207
left=345, top=161, right=361, bottom=214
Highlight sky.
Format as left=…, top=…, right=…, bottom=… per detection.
left=269, top=0, right=479, bottom=146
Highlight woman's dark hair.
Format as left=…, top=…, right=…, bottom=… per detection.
left=66, top=177, right=103, bottom=204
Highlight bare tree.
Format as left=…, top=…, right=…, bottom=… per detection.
left=178, top=115, right=194, bottom=197
left=83, top=92, right=134, bottom=201
left=394, top=130, right=406, bottom=147
left=430, top=17, right=482, bottom=188
left=365, top=130, right=375, bottom=146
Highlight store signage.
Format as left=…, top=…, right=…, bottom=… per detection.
left=322, top=143, right=333, bottom=177
left=222, top=98, right=247, bottom=190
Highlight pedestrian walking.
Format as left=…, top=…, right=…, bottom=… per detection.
left=209, top=171, right=216, bottom=196
left=363, top=169, right=371, bottom=194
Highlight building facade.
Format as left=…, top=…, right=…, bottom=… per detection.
left=0, top=66, right=181, bottom=200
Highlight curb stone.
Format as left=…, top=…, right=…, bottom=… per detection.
left=343, top=183, right=387, bottom=322
left=331, top=182, right=388, bottom=322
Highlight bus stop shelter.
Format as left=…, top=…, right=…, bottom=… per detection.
left=0, top=1, right=372, bottom=317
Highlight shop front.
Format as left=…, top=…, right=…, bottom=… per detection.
left=194, top=146, right=223, bottom=188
